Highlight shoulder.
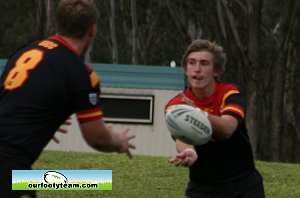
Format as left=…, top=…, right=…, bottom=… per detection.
left=217, top=81, right=241, bottom=92
left=218, top=81, right=247, bottom=119
left=216, top=81, right=245, bottom=99
left=84, top=64, right=100, bottom=88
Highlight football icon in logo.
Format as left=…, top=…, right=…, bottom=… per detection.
left=44, top=171, right=68, bottom=184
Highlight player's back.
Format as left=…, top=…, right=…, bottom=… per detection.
left=0, top=38, right=84, bottom=163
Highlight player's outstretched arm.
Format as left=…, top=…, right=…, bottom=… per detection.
left=169, top=140, right=197, bottom=167
left=79, top=119, right=136, bottom=158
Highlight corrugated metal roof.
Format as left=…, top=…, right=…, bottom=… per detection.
left=0, top=59, right=185, bottom=90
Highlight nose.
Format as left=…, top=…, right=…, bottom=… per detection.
left=194, top=63, right=202, bottom=72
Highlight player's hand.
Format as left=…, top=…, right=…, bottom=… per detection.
left=169, top=148, right=197, bottom=167
left=181, top=93, right=208, bottom=117
left=181, top=93, right=196, bottom=107
left=52, top=117, right=72, bottom=143
left=108, top=126, right=136, bottom=158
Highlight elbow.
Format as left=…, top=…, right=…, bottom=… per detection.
left=222, top=131, right=234, bottom=140
left=212, top=128, right=235, bottom=141
left=222, top=127, right=235, bottom=139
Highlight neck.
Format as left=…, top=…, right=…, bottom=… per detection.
left=55, top=34, right=87, bottom=56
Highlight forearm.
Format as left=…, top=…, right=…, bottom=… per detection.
left=208, top=114, right=238, bottom=140
left=89, top=131, right=120, bottom=152
left=79, top=119, right=135, bottom=158
left=175, top=140, right=194, bottom=153
left=80, top=120, right=120, bottom=152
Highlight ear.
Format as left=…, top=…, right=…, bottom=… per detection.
left=213, top=68, right=219, bottom=77
left=87, top=24, right=97, bottom=38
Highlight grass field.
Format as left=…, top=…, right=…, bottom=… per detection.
left=32, top=150, right=300, bottom=198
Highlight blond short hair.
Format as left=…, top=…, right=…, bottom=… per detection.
left=181, top=39, right=226, bottom=75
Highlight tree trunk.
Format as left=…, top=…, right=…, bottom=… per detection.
left=45, top=0, right=55, bottom=36
left=270, top=0, right=294, bottom=161
left=165, top=0, right=191, bottom=44
left=34, top=0, right=46, bottom=38
left=110, top=0, right=118, bottom=63
left=34, top=0, right=54, bottom=38
left=131, top=0, right=138, bottom=64
left=245, top=0, right=262, bottom=159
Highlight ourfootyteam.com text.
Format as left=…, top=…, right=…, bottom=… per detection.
left=28, top=182, right=98, bottom=189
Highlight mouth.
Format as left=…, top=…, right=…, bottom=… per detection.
left=192, top=75, right=203, bottom=81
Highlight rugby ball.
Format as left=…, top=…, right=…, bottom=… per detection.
left=165, top=104, right=212, bottom=145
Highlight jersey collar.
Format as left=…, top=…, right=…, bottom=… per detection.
left=185, top=84, right=218, bottom=106
left=48, top=35, right=79, bottom=56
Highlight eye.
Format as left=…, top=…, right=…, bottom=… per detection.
left=187, top=59, right=196, bottom=65
left=201, top=60, right=210, bottom=66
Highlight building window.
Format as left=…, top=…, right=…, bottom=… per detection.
left=100, top=94, right=154, bottom=124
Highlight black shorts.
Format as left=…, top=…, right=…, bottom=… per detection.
left=0, top=154, right=36, bottom=198
left=185, top=171, right=265, bottom=198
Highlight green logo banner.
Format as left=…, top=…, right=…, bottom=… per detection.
left=12, top=170, right=112, bottom=190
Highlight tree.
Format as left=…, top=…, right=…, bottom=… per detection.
left=109, top=0, right=118, bottom=63
left=34, top=0, right=55, bottom=38
left=270, top=0, right=299, bottom=161
left=131, top=0, right=138, bottom=64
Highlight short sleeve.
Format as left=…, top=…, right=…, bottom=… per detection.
left=67, top=62, right=103, bottom=123
left=221, top=89, right=246, bottom=122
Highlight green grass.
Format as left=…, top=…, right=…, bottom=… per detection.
left=32, top=150, right=300, bottom=198
left=256, top=161, right=300, bottom=197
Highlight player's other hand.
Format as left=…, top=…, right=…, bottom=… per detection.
left=53, top=117, right=72, bottom=143
left=169, top=148, right=197, bottom=167
left=108, top=126, right=136, bottom=158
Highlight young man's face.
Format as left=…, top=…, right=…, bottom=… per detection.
left=185, top=51, right=218, bottom=92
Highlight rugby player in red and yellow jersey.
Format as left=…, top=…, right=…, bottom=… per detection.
left=0, top=1, right=135, bottom=197
left=165, top=39, right=265, bottom=198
